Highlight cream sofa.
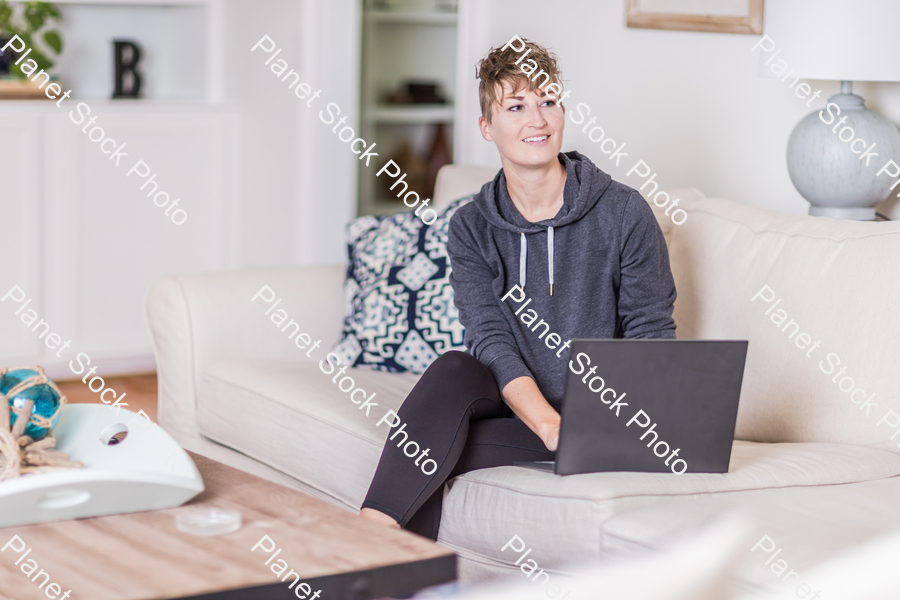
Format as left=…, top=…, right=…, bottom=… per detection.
left=146, top=166, right=900, bottom=597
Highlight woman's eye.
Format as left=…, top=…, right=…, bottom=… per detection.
left=509, top=104, right=523, bottom=111
left=543, top=100, right=556, bottom=107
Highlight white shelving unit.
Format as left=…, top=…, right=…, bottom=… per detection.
left=46, top=0, right=224, bottom=102
left=364, top=10, right=457, bottom=25
left=366, top=104, right=454, bottom=124
left=53, top=0, right=205, bottom=4
left=0, top=0, right=236, bottom=378
left=358, top=0, right=459, bottom=217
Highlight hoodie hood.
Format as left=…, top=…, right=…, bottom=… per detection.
left=473, top=151, right=613, bottom=294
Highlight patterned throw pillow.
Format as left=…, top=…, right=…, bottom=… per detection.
left=332, top=197, right=472, bottom=373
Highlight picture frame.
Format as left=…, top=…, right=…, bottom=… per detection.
left=626, top=0, right=764, bottom=35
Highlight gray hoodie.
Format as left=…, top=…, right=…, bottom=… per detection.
left=448, top=151, right=676, bottom=411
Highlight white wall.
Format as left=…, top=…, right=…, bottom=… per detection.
left=296, top=0, right=360, bottom=266
left=221, top=0, right=359, bottom=268
left=455, top=0, right=900, bottom=219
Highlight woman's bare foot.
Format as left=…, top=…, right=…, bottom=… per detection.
left=360, top=507, right=401, bottom=529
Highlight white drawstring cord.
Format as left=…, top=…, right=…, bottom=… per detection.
left=520, top=229, right=555, bottom=295
left=548, top=226, right=554, bottom=296
left=519, top=233, right=527, bottom=291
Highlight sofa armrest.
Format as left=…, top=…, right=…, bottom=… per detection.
left=146, top=266, right=346, bottom=444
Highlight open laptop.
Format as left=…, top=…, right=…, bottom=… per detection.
left=515, top=339, right=748, bottom=475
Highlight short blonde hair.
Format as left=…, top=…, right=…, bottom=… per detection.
left=476, top=38, right=563, bottom=123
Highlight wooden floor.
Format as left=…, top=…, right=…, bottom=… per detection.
left=56, top=373, right=159, bottom=423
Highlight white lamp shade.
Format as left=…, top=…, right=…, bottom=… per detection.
left=761, top=0, right=900, bottom=82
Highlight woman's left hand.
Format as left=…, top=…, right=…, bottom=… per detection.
left=502, top=376, right=561, bottom=452
left=538, top=419, right=561, bottom=452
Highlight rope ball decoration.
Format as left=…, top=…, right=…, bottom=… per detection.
left=0, top=366, right=83, bottom=481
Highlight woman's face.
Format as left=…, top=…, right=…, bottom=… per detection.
left=479, top=79, right=566, bottom=169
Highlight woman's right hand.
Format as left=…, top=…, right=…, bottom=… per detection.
left=538, top=419, right=561, bottom=452
left=502, top=376, right=562, bottom=452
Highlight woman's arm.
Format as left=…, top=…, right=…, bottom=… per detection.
left=618, top=192, right=677, bottom=339
left=448, top=213, right=533, bottom=390
left=502, top=376, right=561, bottom=451
left=448, top=211, right=560, bottom=451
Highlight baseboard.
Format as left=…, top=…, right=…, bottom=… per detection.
left=18, top=353, right=158, bottom=381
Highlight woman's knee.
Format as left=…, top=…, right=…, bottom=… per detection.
left=424, top=352, right=496, bottom=392
left=427, top=350, right=484, bottom=377
left=404, top=351, right=497, bottom=410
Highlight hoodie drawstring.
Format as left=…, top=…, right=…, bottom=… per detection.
left=548, top=226, right=554, bottom=296
left=519, top=233, right=527, bottom=291
left=519, top=228, right=555, bottom=296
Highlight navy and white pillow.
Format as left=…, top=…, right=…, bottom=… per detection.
left=333, top=197, right=472, bottom=373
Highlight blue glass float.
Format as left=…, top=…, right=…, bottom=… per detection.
left=1, top=368, right=61, bottom=441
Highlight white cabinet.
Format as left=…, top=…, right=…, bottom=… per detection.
left=0, top=0, right=363, bottom=378
left=0, top=0, right=236, bottom=378
left=0, top=113, right=43, bottom=361
left=0, top=102, right=237, bottom=379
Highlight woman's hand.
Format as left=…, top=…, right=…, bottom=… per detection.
left=502, top=376, right=561, bottom=452
left=537, top=418, right=561, bottom=452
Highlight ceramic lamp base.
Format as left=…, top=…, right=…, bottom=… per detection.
left=788, top=90, right=900, bottom=221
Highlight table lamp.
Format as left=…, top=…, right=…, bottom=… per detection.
left=761, top=0, right=900, bottom=220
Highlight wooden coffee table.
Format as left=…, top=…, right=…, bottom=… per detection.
left=0, top=452, right=456, bottom=600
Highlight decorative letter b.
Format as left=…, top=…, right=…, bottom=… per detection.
left=113, top=40, right=142, bottom=98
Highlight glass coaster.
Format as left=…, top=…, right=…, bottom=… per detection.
left=175, top=508, right=242, bottom=536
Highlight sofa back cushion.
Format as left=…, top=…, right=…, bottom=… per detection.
left=434, top=165, right=496, bottom=208
left=651, top=191, right=900, bottom=452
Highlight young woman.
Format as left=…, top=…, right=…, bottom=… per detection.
left=360, top=39, right=676, bottom=540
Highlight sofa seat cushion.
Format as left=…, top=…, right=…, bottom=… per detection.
left=196, top=359, right=421, bottom=510
left=437, top=441, right=900, bottom=576
left=598, top=475, right=900, bottom=597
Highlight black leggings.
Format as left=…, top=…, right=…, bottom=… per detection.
left=361, top=351, right=555, bottom=540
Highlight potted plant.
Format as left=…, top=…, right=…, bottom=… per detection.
left=0, top=1, right=63, bottom=78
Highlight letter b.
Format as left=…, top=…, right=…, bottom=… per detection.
left=113, top=40, right=142, bottom=98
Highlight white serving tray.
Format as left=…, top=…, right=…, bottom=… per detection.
left=0, top=404, right=204, bottom=527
